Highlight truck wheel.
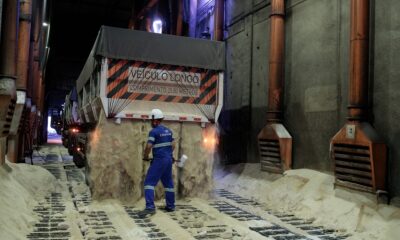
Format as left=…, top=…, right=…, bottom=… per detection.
left=62, top=138, right=68, bottom=148
left=84, top=161, right=91, bottom=187
left=73, top=152, right=85, bottom=168
left=68, top=147, right=73, bottom=155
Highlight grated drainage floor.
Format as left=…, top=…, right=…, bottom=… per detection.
left=42, top=165, right=63, bottom=180
left=215, top=189, right=351, bottom=240
left=124, top=207, right=172, bottom=240
left=45, top=154, right=60, bottom=162
left=166, top=204, right=241, bottom=239
left=28, top=161, right=123, bottom=240
left=211, top=201, right=307, bottom=239
left=66, top=166, right=122, bottom=240
left=80, top=211, right=122, bottom=240
left=27, top=193, right=70, bottom=240
left=25, top=146, right=353, bottom=240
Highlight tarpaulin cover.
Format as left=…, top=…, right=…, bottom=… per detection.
left=77, top=26, right=225, bottom=92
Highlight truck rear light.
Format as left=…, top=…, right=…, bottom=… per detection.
left=202, top=127, right=218, bottom=152
left=203, top=137, right=216, bottom=144
left=71, top=128, right=79, bottom=133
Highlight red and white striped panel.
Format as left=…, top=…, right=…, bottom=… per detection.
left=121, top=113, right=208, bottom=123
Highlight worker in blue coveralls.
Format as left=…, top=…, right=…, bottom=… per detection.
left=139, top=109, right=175, bottom=217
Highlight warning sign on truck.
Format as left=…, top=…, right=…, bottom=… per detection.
left=127, top=66, right=201, bottom=97
left=106, top=60, right=219, bottom=105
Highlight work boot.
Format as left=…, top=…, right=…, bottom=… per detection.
left=137, top=209, right=156, bottom=218
left=162, top=206, right=175, bottom=212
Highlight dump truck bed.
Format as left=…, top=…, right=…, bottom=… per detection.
left=76, top=26, right=225, bottom=124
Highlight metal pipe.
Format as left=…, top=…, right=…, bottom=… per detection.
left=0, top=0, right=19, bottom=77
left=266, top=0, right=285, bottom=123
left=258, top=0, right=292, bottom=173
left=213, top=0, right=224, bottom=41
left=17, top=0, right=32, bottom=90
left=176, top=0, right=183, bottom=36
left=348, top=0, right=369, bottom=121
left=128, top=0, right=137, bottom=29
left=33, top=2, right=41, bottom=108
left=39, top=71, right=44, bottom=112
left=2, top=0, right=20, bottom=162
left=0, top=0, right=18, bottom=145
left=168, top=0, right=174, bottom=34
left=137, top=0, right=159, bottom=19
left=27, top=37, right=35, bottom=99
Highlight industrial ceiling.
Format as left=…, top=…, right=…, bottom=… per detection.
left=45, top=0, right=148, bottom=110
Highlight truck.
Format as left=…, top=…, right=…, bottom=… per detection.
left=63, top=26, right=225, bottom=200
left=61, top=88, right=93, bottom=167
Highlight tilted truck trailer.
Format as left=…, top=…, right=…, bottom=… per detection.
left=69, top=26, right=225, bottom=201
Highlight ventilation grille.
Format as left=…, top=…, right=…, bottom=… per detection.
left=259, top=139, right=282, bottom=173
left=333, top=143, right=373, bottom=191
left=2, top=99, right=16, bottom=135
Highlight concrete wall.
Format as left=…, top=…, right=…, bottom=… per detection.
left=373, top=0, right=400, bottom=197
left=285, top=0, right=345, bottom=171
left=222, top=0, right=400, bottom=197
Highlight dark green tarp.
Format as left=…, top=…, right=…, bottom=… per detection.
left=77, top=26, right=225, bottom=91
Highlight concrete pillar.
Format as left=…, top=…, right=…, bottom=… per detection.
left=176, top=0, right=183, bottom=36
left=213, top=0, right=224, bottom=41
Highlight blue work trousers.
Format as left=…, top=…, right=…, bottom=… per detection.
left=144, top=158, right=175, bottom=210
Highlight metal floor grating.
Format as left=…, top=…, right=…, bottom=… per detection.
left=66, top=164, right=122, bottom=240
left=66, top=167, right=91, bottom=208
left=42, top=165, right=63, bottom=180
left=27, top=151, right=355, bottom=240
left=65, top=167, right=85, bottom=184
left=215, top=189, right=260, bottom=206
left=166, top=204, right=241, bottom=239
left=27, top=193, right=70, bottom=240
left=81, top=211, right=122, bottom=240
left=215, top=189, right=351, bottom=240
left=211, top=200, right=307, bottom=239
left=124, top=207, right=172, bottom=240
left=210, top=201, right=263, bottom=221
left=45, top=154, right=60, bottom=162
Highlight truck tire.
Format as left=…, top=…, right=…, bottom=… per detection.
left=68, top=147, right=73, bottom=156
left=73, top=152, right=85, bottom=168
left=62, top=138, right=68, bottom=148
left=84, top=161, right=91, bottom=187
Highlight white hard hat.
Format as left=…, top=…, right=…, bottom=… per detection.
left=151, top=109, right=164, bottom=120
